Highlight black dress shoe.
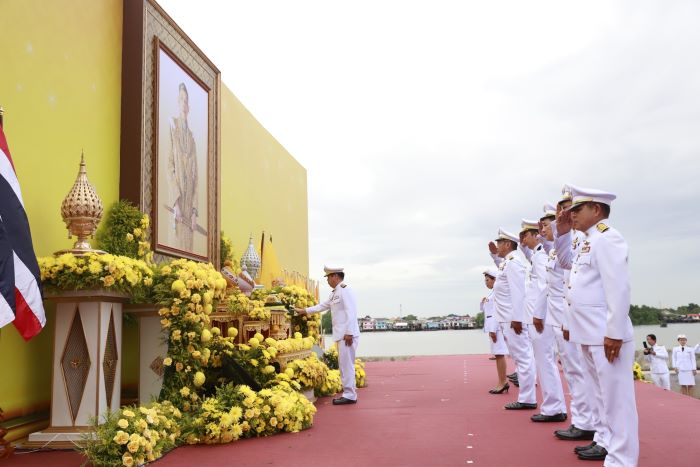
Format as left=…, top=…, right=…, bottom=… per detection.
left=577, top=445, right=607, bottom=461
left=555, top=425, right=596, bottom=441
left=507, top=374, right=519, bottom=381
left=574, top=442, right=597, bottom=454
left=332, top=397, right=357, bottom=405
left=554, top=424, right=574, bottom=435
left=504, top=401, right=537, bottom=410
left=507, top=372, right=517, bottom=379
left=531, top=413, right=567, bottom=423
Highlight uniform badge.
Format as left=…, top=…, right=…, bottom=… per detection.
left=581, top=241, right=591, bottom=253
left=597, top=223, right=609, bottom=233
left=341, top=284, right=347, bottom=288
left=572, top=237, right=579, bottom=248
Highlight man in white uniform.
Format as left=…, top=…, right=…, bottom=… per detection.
left=296, top=266, right=361, bottom=405
left=643, top=334, right=670, bottom=390
left=557, top=186, right=639, bottom=465
left=490, top=228, right=537, bottom=410
left=520, top=218, right=567, bottom=422
left=540, top=204, right=597, bottom=439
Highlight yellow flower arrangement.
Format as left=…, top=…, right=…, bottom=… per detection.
left=633, top=362, right=645, bottom=381
left=38, top=252, right=153, bottom=297
left=81, top=401, right=182, bottom=466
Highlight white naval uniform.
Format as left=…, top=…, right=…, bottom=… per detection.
left=672, top=345, right=698, bottom=386
left=644, top=345, right=670, bottom=390
left=306, top=282, right=361, bottom=401
left=492, top=250, right=537, bottom=404
left=482, top=290, right=508, bottom=356
left=565, top=220, right=639, bottom=467
left=556, top=227, right=606, bottom=448
left=526, top=244, right=566, bottom=416
left=546, top=247, right=595, bottom=430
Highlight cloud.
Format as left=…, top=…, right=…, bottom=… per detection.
left=160, top=0, right=700, bottom=315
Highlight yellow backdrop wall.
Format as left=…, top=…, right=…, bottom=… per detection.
left=220, top=85, right=309, bottom=278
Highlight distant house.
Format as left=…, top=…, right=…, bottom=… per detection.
left=687, top=314, right=700, bottom=321
left=425, top=321, right=440, bottom=330
left=358, top=316, right=374, bottom=331
left=394, top=321, right=409, bottom=331
left=374, top=318, right=390, bottom=331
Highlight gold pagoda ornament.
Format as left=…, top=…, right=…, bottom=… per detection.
left=56, top=152, right=105, bottom=256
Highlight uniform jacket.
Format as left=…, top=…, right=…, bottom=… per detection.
left=558, top=220, right=633, bottom=345
left=525, top=244, right=547, bottom=323
left=492, top=250, right=528, bottom=324
left=672, top=346, right=698, bottom=372
left=481, top=290, right=497, bottom=333
left=644, top=345, right=670, bottom=374
left=554, top=228, right=585, bottom=331
left=545, top=248, right=567, bottom=329
left=306, top=282, right=360, bottom=342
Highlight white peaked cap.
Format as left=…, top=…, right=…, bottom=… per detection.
left=495, top=228, right=519, bottom=243
left=567, top=185, right=617, bottom=209
left=520, top=218, right=539, bottom=233
left=483, top=269, right=498, bottom=279
left=323, top=265, right=344, bottom=276
left=541, top=203, right=557, bottom=219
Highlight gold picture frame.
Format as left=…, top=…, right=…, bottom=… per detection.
left=119, top=0, right=220, bottom=265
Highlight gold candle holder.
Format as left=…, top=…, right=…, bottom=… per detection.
left=55, top=153, right=105, bottom=256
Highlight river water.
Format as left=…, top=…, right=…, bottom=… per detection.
left=323, top=323, right=700, bottom=357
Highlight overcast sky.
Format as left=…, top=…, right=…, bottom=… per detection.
left=160, top=0, right=700, bottom=317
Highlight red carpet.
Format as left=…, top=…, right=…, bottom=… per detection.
left=10, top=355, right=700, bottom=466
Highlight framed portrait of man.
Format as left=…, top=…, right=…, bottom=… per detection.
left=119, top=0, right=220, bottom=265
left=154, top=42, right=209, bottom=260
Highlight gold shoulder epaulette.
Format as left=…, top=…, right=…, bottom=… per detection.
left=597, top=223, right=609, bottom=233
left=341, top=284, right=347, bottom=288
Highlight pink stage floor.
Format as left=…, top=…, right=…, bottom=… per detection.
left=9, top=355, right=700, bottom=466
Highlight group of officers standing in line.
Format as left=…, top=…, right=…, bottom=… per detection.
left=479, top=184, right=638, bottom=466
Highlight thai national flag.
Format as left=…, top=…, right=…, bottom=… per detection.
left=0, top=124, right=46, bottom=340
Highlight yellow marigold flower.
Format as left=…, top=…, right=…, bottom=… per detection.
left=127, top=440, right=140, bottom=453
left=113, top=430, right=129, bottom=445
left=294, top=332, right=303, bottom=339
left=176, top=362, right=184, bottom=372
left=254, top=332, right=264, bottom=342
left=200, top=329, right=212, bottom=343
left=191, top=293, right=202, bottom=304
left=171, top=279, right=186, bottom=293
left=122, top=452, right=134, bottom=467
left=250, top=359, right=259, bottom=367
left=248, top=337, right=260, bottom=348
left=102, top=275, right=115, bottom=287
left=123, top=409, right=135, bottom=418
left=180, top=387, right=191, bottom=397
left=126, top=233, right=134, bottom=242
left=161, top=265, right=172, bottom=274
left=143, top=277, right=153, bottom=286
left=194, top=371, right=206, bottom=387
left=263, top=365, right=276, bottom=374
left=204, top=303, right=213, bottom=314
left=163, top=357, right=172, bottom=366
left=211, top=326, right=221, bottom=336
left=117, top=418, right=129, bottom=429
left=133, top=228, right=143, bottom=238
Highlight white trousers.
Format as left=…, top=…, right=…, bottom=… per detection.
left=501, top=322, right=537, bottom=404
left=651, top=372, right=670, bottom=390
left=580, top=342, right=639, bottom=467
left=529, top=324, right=566, bottom=415
left=338, top=336, right=359, bottom=400
left=553, top=326, right=596, bottom=431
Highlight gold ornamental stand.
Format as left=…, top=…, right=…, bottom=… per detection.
left=25, top=290, right=130, bottom=448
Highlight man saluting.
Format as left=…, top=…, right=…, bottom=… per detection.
left=296, top=266, right=361, bottom=405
